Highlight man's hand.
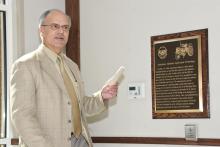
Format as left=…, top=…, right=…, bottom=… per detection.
left=101, top=85, right=118, bottom=100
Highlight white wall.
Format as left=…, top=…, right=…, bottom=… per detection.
left=18, top=0, right=220, bottom=146
left=80, top=0, right=220, bottom=146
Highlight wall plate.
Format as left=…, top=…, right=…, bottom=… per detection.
left=184, top=124, right=198, bottom=141
left=128, top=82, right=145, bottom=99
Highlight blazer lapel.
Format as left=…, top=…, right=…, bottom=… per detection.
left=64, top=56, right=84, bottom=100
left=64, top=56, right=81, bottom=83
left=35, top=46, right=67, bottom=94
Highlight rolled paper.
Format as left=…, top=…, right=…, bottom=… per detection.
left=106, top=66, right=125, bottom=85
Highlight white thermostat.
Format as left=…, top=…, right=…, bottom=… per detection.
left=128, top=82, right=145, bottom=99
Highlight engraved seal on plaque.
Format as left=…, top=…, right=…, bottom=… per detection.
left=158, top=46, right=168, bottom=59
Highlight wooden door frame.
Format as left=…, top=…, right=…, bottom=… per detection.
left=65, top=0, right=80, bottom=68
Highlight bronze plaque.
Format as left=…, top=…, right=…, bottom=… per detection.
left=151, top=29, right=209, bottom=119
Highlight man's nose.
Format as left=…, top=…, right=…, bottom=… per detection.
left=58, top=28, right=65, bottom=33
left=55, top=25, right=65, bottom=33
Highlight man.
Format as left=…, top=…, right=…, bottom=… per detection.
left=10, top=9, right=118, bottom=147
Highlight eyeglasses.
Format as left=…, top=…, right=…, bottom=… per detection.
left=41, top=23, right=70, bottom=32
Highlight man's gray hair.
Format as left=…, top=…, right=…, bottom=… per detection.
left=38, top=9, right=71, bottom=27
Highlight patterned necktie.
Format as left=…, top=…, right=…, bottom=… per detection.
left=57, top=55, right=82, bottom=138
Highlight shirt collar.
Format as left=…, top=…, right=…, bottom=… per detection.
left=42, top=44, right=65, bottom=63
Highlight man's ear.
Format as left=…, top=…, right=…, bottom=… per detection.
left=39, top=27, right=45, bottom=37
left=39, top=26, right=44, bottom=33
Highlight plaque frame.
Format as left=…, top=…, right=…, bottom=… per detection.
left=151, top=29, right=209, bottom=119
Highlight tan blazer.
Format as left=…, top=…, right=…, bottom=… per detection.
left=10, top=45, right=106, bottom=147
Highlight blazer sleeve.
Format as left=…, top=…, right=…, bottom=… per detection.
left=82, top=88, right=108, bottom=117
left=10, top=61, right=53, bottom=147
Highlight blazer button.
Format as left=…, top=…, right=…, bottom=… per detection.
left=68, top=120, right=71, bottom=123
left=68, top=137, right=71, bottom=141
left=68, top=101, right=71, bottom=105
